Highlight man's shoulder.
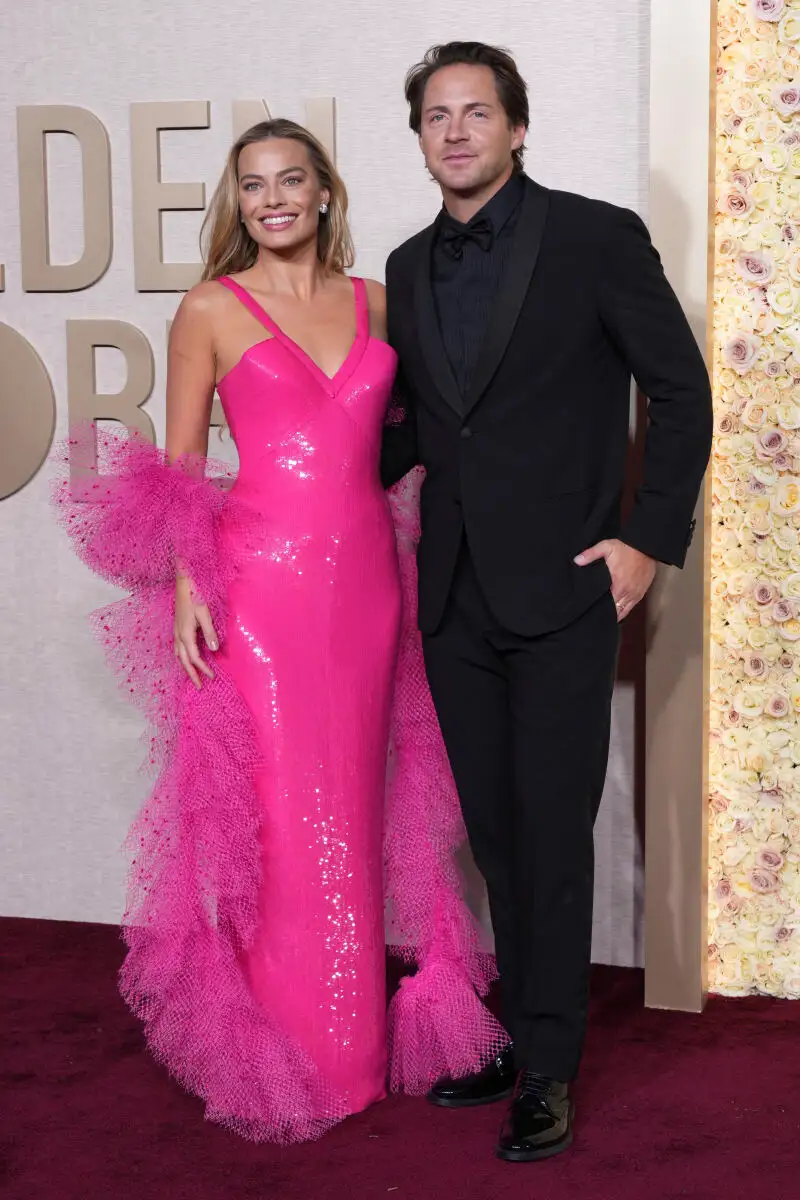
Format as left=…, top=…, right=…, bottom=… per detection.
left=387, top=224, right=435, bottom=276
left=545, top=185, right=645, bottom=234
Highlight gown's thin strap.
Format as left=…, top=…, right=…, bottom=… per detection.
left=217, top=276, right=282, bottom=336
left=219, top=274, right=367, bottom=343
left=351, top=276, right=369, bottom=343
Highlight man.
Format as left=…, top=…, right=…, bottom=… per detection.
left=381, top=42, right=712, bottom=1163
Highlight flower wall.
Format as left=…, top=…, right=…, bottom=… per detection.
left=710, top=0, right=800, bottom=995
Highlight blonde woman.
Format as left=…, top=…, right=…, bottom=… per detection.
left=54, top=120, right=506, bottom=1143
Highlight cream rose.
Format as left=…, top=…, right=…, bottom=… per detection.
left=776, top=399, right=800, bottom=427
left=778, top=12, right=800, bottom=44
left=771, top=478, right=800, bottom=515
left=767, top=282, right=799, bottom=314
left=762, top=144, right=790, bottom=170
left=742, top=400, right=769, bottom=428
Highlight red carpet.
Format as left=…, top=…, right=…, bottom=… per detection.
left=1, top=917, right=798, bottom=1200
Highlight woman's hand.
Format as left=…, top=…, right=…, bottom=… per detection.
left=174, top=575, right=219, bottom=688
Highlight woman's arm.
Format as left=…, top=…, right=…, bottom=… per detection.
left=165, top=283, right=218, bottom=461
left=166, top=284, right=220, bottom=687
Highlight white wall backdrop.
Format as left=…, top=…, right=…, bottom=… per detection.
left=0, top=0, right=649, bottom=966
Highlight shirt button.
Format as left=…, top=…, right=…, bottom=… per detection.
left=460, top=426, right=473, bottom=440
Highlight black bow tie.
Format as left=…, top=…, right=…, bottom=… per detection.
left=440, top=213, right=494, bottom=260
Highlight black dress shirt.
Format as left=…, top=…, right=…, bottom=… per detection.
left=431, top=172, right=525, bottom=399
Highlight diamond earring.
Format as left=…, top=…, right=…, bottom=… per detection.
left=319, top=202, right=329, bottom=215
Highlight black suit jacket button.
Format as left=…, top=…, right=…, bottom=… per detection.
left=460, top=426, right=473, bottom=440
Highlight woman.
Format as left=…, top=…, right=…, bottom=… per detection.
left=54, top=120, right=505, bottom=1143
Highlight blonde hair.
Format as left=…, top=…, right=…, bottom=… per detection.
left=200, top=119, right=354, bottom=281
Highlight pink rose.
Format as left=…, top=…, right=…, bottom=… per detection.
left=766, top=692, right=790, bottom=717
left=716, top=877, right=732, bottom=900
left=779, top=652, right=795, bottom=669
left=732, top=170, right=754, bottom=190
left=719, top=187, right=754, bottom=217
left=710, top=791, right=730, bottom=811
left=783, top=131, right=800, bottom=147
left=745, top=652, right=767, bottom=677
left=748, top=475, right=768, bottom=495
left=776, top=927, right=793, bottom=943
left=723, top=332, right=762, bottom=374
left=750, top=868, right=780, bottom=893
left=718, top=413, right=739, bottom=434
left=774, top=452, right=794, bottom=470
left=737, top=251, right=776, bottom=285
left=751, top=0, right=785, bottom=19
left=758, top=427, right=789, bottom=456
left=754, top=578, right=778, bottom=605
left=764, top=360, right=788, bottom=377
left=773, top=599, right=795, bottom=622
left=724, top=896, right=745, bottom=917
left=773, top=83, right=800, bottom=117
left=757, top=847, right=785, bottom=871
left=782, top=224, right=797, bottom=242
left=709, top=942, right=720, bottom=963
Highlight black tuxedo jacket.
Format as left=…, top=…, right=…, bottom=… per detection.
left=381, top=176, right=713, bottom=637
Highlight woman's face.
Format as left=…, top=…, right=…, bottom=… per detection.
left=237, top=138, right=329, bottom=255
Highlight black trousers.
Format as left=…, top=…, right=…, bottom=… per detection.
left=422, top=541, right=619, bottom=1081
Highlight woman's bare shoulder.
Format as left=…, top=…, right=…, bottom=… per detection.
left=178, top=279, right=231, bottom=318
left=361, top=277, right=386, bottom=311
left=361, top=279, right=387, bottom=339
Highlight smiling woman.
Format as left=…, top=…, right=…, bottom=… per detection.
left=201, top=118, right=354, bottom=283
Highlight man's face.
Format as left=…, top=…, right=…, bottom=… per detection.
left=418, top=63, right=526, bottom=196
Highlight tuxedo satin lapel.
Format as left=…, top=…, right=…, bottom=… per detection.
left=414, top=223, right=464, bottom=417
left=463, top=179, right=551, bottom=420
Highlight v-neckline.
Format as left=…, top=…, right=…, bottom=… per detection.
left=219, top=275, right=367, bottom=395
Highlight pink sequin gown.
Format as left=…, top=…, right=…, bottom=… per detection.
left=216, top=275, right=398, bottom=1113
left=53, top=275, right=507, bottom=1147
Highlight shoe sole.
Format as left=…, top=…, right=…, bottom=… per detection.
left=495, top=1129, right=573, bottom=1163
left=427, top=1085, right=515, bottom=1109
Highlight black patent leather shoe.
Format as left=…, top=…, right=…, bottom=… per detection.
left=496, top=1071, right=574, bottom=1162
left=427, top=1045, right=516, bottom=1108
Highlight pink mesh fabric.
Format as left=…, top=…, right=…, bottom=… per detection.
left=52, top=426, right=506, bottom=1143
left=385, top=469, right=508, bottom=1090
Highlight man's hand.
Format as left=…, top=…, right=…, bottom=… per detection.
left=574, top=539, right=656, bottom=622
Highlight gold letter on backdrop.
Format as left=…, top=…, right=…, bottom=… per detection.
left=232, top=98, right=336, bottom=160
left=131, top=101, right=209, bottom=292
left=67, top=321, right=156, bottom=475
left=17, top=106, right=113, bottom=292
left=0, top=324, right=57, bottom=499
